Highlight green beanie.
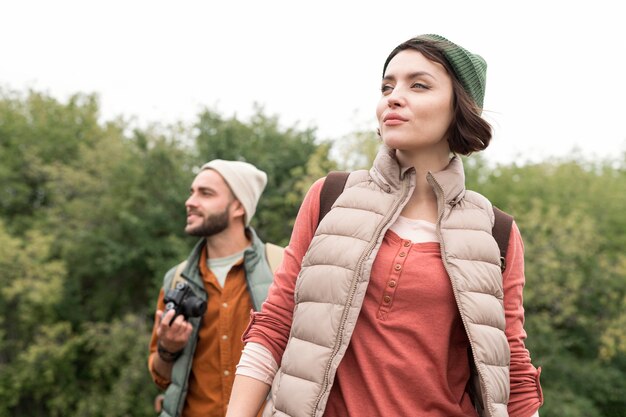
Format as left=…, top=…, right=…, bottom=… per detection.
left=384, top=34, right=487, bottom=109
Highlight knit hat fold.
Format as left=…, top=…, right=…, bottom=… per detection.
left=415, top=34, right=487, bottom=108
left=200, top=159, right=267, bottom=226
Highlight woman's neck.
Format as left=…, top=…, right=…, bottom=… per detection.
left=395, top=147, right=452, bottom=222
left=395, top=143, right=451, bottom=174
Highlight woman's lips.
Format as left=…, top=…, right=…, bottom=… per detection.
left=383, top=113, right=408, bottom=126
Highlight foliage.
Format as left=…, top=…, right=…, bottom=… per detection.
left=0, top=90, right=101, bottom=232
left=332, top=129, right=380, bottom=171
left=0, top=316, right=155, bottom=417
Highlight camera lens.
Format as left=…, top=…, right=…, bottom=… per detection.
left=183, top=298, right=207, bottom=318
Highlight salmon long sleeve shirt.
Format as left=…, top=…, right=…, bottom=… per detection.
left=244, top=178, right=543, bottom=417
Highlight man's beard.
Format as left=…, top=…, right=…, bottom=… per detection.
left=186, top=207, right=230, bottom=237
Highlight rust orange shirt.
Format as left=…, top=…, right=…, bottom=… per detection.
left=149, top=247, right=256, bottom=417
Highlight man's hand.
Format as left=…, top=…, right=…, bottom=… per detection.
left=155, top=309, right=194, bottom=353
left=150, top=309, right=195, bottom=382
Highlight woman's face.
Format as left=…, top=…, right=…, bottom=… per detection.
left=376, top=49, right=454, bottom=152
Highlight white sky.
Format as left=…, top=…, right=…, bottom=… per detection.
left=2, top=0, right=625, bottom=165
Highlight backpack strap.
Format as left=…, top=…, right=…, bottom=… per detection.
left=318, top=171, right=350, bottom=225
left=492, top=206, right=514, bottom=272
left=265, top=242, right=285, bottom=273
left=318, top=171, right=514, bottom=272
left=170, top=260, right=188, bottom=289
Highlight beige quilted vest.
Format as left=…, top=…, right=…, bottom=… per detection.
left=265, top=146, right=510, bottom=417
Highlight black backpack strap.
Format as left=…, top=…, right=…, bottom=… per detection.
left=318, top=171, right=350, bottom=226
left=492, top=206, right=514, bottom=272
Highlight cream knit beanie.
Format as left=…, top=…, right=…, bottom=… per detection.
left=200, top=159, right=267, bottom=226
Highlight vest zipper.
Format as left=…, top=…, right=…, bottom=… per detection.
left=427, top=173, right=493, bottom=417
left=311, top=177, right=411, bottom=416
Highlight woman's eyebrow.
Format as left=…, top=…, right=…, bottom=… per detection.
left=382, top=71, right=436, bottom=82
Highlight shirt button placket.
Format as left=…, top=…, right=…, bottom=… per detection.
left=381, top=240, right=410, bottom=312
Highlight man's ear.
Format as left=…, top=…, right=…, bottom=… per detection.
left=230, top=199, right=246, bottom=222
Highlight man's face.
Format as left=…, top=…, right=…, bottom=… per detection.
left=184, top=169, right=237, bottom=237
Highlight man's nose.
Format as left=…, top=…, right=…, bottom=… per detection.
left=185, top=193, right=197, bottom=208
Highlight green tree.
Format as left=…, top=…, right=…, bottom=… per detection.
left=44, top=124, right=193, bottom=322
left=0, top=91, right=181, bottom=416
left=0, top=89, right=101, bottom=232
left=332, top=129, right=380, bottom=171
left=0, top=221, right=68, bottom=416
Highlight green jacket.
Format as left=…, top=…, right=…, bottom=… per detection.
left=160, top=227, right=274, bottom=417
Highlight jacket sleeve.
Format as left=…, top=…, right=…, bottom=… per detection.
left=503, top=221, right=544, bottom=417
left=242, top=178, right=325, bottom=365
left=148, top=287, right=172, bottom=390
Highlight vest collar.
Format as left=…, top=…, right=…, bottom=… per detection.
left=371, top=144, right=466, bottom=204
left=181, top=227, right=264, bottom=287
left=243, top=227, right=265, bottom=268
left=428, top=156, right=466, bottom=205
left=369, top=145, right=407, bottom=193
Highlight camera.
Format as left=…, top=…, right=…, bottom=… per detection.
left=163, top=282, right=207, bottom=323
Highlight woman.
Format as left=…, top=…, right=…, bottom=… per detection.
left=227, top=34, right=543, bottom=417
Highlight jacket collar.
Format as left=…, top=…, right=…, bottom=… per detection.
left=369, top=145, right=404, bottom=192
left=181, top=226, right=264, bottom=287
left=428, top=156, right=466, bottom=205
left=370, top=144, right=466, bottom=204
left=243, top=227, right=266, bottom=269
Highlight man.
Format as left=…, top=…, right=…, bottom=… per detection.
left=148, top=159, right=279, bottom=417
